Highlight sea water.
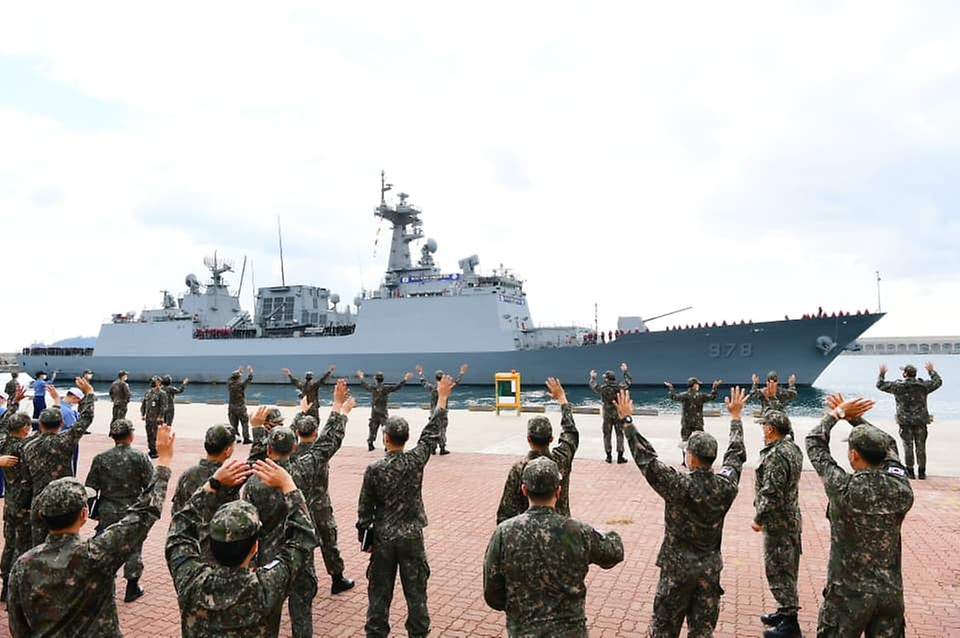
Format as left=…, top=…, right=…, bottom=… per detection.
left=113, top=354, right=960, bottom=420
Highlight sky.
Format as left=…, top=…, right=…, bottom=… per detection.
left=2, top=1, right=958, bottom=351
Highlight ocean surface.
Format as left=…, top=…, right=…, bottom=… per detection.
left=110, top=354, right=960, bottom=420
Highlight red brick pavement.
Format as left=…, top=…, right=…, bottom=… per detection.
left=2, top=434, right=958, bottom=637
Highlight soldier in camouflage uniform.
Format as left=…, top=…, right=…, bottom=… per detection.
left=283, top=365, right=335, bottom=419
left=166, top=457, right=315, bottom=638
left=228, top=365, right=255, bottom=444
left=484, top=456, right=624, bottom=636
left=415, top=363, right=468, bottom=454
left=22, top=376, right=97, bottom=547
left=805, top=394, right=914, bottom=636
left=8, top=425, right=174, bottom=637
left=588, top=362, right=631, bottom=463
left=753, top=410, right=804, bottom=638
left=140, top=375, right=170, bottom=458
left=665, top=376, right=722, bottom=442
left=496, top=377, right=579, bottom=524
left=4, top=371, right=20, bottom=399
left=617, top=386, right=747, bottom=637
left=160, top=374, right=189, bottom=425
left=109, top=370, right=131, bottom=423
left=357, top=369, right=412, bottom=451
left=356, top=375, right=453, bottom=638
left=84, top=418, right=155, bottom=603
left=877, top=361, right=943, bottom=480
left=750, top=371, right=798, bottom=414
left=291, top=412, right=355, bottom=595
left=0, top=405, right=31, bottom=603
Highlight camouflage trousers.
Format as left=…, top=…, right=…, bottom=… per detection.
left=650, top=568, right=723, bottom=638
left=602, top=418, right=625, bottom=455
left=365, top=535, right=430, bottom=638
left=818, top=582, right=905, bottom=637
left=163, top=407, right=176, bottom=426
left=112, top=401, right=128, bottom=423
left=228, top=405, right=250, bottom=441
left=435, top=418, right=449, bottom=453
left=367, top=412, right=388, bottom=446
left=763, top=530, right=801, bottom=614
left=96, top=510, right=144, bottom=580
left=680, top=419, right=705, bottom=442
left=1, top=495, right=31, bottom=576
left=898, top=424, right=928, bottom=470
left=312, top=503, right=345, bottom=576
left=144, top=418, right=160, bottom=455
left=289, top=552, right=319, bottom=638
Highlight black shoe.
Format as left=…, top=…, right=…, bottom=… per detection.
left=918, top=468, right=926, bottom=480
left=368, top=442, right=375, bottom=451
left=763, top=615, right=801, bottom=638
left=148, top=451, right=159, bottom=459
left=1, top=574, right=8, bottom=603
left=906, top=467, right=916, bottom=479
left=439, top=448, right=450, bottom=455
left=617, top=454, right=627, bottom=464
left=761, top=611, right=784, bottom=627
left=123, top=579, right=144, bottom=603
left=331, top=574, right=355, bottom=595
left=431, top=448, right=437, bottom=455
left=605, top=454, right=612, bottom=464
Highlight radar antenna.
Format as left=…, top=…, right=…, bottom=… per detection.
left=203, top=251, right=234, bottom=287
left=380, top=170, right=393, bottom=205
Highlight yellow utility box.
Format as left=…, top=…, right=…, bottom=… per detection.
left=495, top=371, right=521, bottom=415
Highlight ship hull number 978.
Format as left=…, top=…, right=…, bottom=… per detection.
left=708, top=343, right=753, bottom=358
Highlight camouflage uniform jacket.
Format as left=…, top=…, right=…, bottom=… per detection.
left=4, top=378, right=19, bottom=398
left=484, top=505, right=624, bottom=637
left=624, top=418, right=746, bottom=578
left=754, top=437, right=803, bottom=534
left=291, top=439, right=331, bottom=512
left=358, top=377, right=408, bottom=417
left=84, top=444, right=154, bottom=523
left=166, top=486, right=315, bottom=638
left=227, top=372, right=254, bottom=407
left=876, top=370, right=943, bottom=426
left=139, top=387, right=169, bottom=423
left=588, top=372, right=633, bottom=421
left=171, top=458, right=242, bottom=516
left=496, top=404, right=579, bottom=524
left=22, top=393, right=96, bottom=500
left=357, top=408, right=444, bottom=541
left=161, top=383, right=186, bottom=403
left=667, top=387, right=719, bottom=430
left=419, top=370, right=465, bottom=410
left=287, top=370, right=333, bottom=407
left=246, top=412, right=348, bottom=560
left=748, top=382, right=797, bottom=413
left=8, top=466, right=171, bottom=637
left=0, top=403, right=30, bottom=510
left=805, top=414, right=914, bottom=594
left=108, top=379, right=130, bottom=405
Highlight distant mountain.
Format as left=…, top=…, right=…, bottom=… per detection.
left=30, top=336, right=97, bottom=348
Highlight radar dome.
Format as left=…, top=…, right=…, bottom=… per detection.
left=353, top=296, right=363, bottom=307
left=330, top=293, right=341, bottom=305
left=185, top=274, right=201, bottom=293
left=425, top=238, right=437, bottom=253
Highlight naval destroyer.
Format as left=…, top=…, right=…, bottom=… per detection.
left=19, top=174, right=883, bottom=386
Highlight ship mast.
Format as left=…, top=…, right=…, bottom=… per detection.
left=375, top=172, right=424, bottom=283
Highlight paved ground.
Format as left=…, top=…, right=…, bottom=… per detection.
left=2, top=403, right=959, bottom=636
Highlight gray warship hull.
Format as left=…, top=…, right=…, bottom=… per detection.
left=18, top=313, right=883, bottom=387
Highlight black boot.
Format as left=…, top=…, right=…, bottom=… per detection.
left=617, top=454, right=627, bottom=464
left=439, top=447, right=450, bottom=455
left=1, top=574, right=8, bottom=603
left=918, top=467, right=926, bottom=480
left=331, top=574, right=355, bottom=595
left=760, top=611, right=783, bottom=627
left=764, top=614, right=801, bottom=638
left=605, top=453, right=612, bottom=464
left=124, top=578, right=144, bottom=603
left=368, top=441, right=375, bottom=451
left=906, top=467, right=916, bottom=479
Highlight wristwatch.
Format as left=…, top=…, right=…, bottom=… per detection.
left=621, top=415, right=633, bottom=425
left=832, top=407, right=845, bottom=420
left=208, top=477, right=222, bottom=491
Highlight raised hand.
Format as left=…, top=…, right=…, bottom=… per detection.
left=356, top=370, right=365, bottom=379
left=545, top=377, right=566, bottom=404
left=211, top=458, right=252, bottom=487
left=879, top=364, right=887, bottom=375
left=590, top=370, right=597, bottom=379
left=328, top=364, right=336, bottom=372
left=838, top=397, right=875, bottom=420
left=156, top=425, right=176, bottom=465
left=925, top=361, right=935, bottom=373
left=788, top=374, right=796, bottom=385
left=251, top=459, right=296, bottom=493
left=403, top=372, right=413, bottom=381
left=76, top=377, right=94, bottom=395
left=341, top=396, right=356, bottom=415
left=752, top=373, right=760, bottom=384
left=664, top=381, right=673, bottom=389
left=460, top=363, right=468, bottom=374
left=246, top=366, right=253, bottom=374
left=182, top=378, right=189, bottom=385
left=437, top=374, right=456, bottom=398
left=613, top=389, right=633, bottom=420
left=332, top=379, right=349, bottom=411
left=250, top=405, right=270, bottom=429
left=415, top=365, right=423, bottom=374
left=824, top=393, right=844, bottom=410
left=620, top=362, right=628, bottom=372
left=713, top=379, right=722, bottom=388
left=724, top=386, right=747, bottom=419
left=282, top=367, right=292, bottom=376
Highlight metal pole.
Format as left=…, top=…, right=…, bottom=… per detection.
left=876, top=271, right=882, bottom=313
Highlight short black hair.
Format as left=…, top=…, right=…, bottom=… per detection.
left=385, top=431, right=409, bottom=446
left=528, top=434, right=551, bottom=448
left=693, top=453, right=716, bottom=466
left=851, top=445, right=885, bottom=466
left=205, top=438, right=233, bottom=456
left=7, top=413, right=30, bottom=431
left=42, top=508, right=84, bottom=532
left=210, top=537, right=258, bottom=567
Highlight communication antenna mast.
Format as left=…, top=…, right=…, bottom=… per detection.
left=278, top=216, right=286, bottom=286
left=876, top=271, right=882, bottom=313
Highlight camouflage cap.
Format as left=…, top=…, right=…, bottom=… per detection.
left=846, top=424, right=889, bottom=456
left=117, top=370, right=127, bottom=378
left=109, top=418, right=135, bottom=437
left=264, top=407, right=284, bottom=424
left=383, top=416, right=409, bottom=440
left=527, top=415, right=553, bottom=439
left=267, top=426, right=296, bottom=454
left=161, top=374, right=173, bottom=385
left=434, top=370, right=444, bottom=379
left=603, top=370, right=616, bottom=381
left=304, top=371, right=314, bottom=379
left=766, top=371, right=779, bottom=382
left=209, top=500, right=261, bottom=543
left=205, top=424, right=235, bottom=450
left=522, top=456, right=562, bottom=495
left=230, top=370, right=241, bottom=378
left=686, top=431, right=718, bottom=460
left=37, top=477, right=97, bottom=518
left=758, top=409, right=792, bottom=434
left=39, top=407, right=62, bottom=426
left=901, top=364, right=917, bottom=377
left=292, top=414, right=318, bottom=436
left=687, top=376, right=700, bottom=388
